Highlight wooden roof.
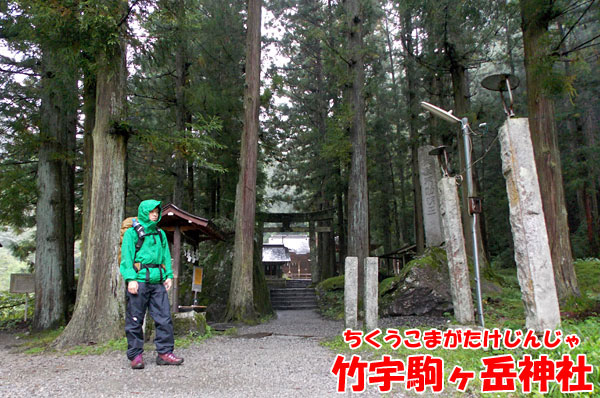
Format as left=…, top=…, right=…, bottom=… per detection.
left=159, top=203, right=224, bottom=242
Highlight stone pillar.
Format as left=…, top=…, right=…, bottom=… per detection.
left=418, top=145, right=444, bottom=247
left=499, top=118, right=560, bottom=331
left=364, top=257, right=378, bottom=331
left=344, top=256, right=358, bottom=329
left=438, top=177, right=475, bottom=324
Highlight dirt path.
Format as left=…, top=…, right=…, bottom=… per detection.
left=0, top=310, right=392, bottom=398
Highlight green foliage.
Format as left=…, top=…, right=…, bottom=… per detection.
left=574, top=259, right=600, bottom=297
left=64, top=337, right=128, bottom=356
left=560, top=259, right=600, bottom=319
left=483, top=268, right=528, bottom=330
left=0, top=227, right=34, bottom=290
left=323, top=262, right=600, bottom=396
left=315, top=275, right=345, bottom=320
left=19, top=328, right=63, bottom=354
left=174, top=324, right=215, bottom=348
left=317, top=275, right=345, bottom=291
left=0, top=292, right=33, bottom=330
left=126, top=0, right=247, bottom=217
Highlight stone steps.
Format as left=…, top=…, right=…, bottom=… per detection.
left=285, top=279, right=312, bottom=288
left=270, top=286, right=317, bottom=310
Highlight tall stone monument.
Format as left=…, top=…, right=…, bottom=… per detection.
left=499, top=118, right=560, bottom=330
left=438, top=177, right=475, bottom=324
left=364, top=257, right=378, bottom=331
left=344, top=256, right=358, bottom=329
left=418, top=146, right=444, bottom=247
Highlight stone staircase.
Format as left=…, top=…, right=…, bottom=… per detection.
left=269, top=279, right=317, bottom=310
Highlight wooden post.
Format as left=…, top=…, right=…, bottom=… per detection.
left=257, top=220, right=264, bottom=276
left=329, top=229, right=336, bottom=276
left=172, top=225, right=181, bottom=313
left=309, top=221, right=317, bottom=283
left=318, top=227, right=325, bottom=281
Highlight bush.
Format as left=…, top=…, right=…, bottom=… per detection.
left=0, top=292, right=33, bottom=330
left=315, top=275, right=345, bottom=320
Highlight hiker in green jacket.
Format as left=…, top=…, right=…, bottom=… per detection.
left=120, top=199, right=184, bottom=369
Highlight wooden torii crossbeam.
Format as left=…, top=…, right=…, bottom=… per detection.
left=257, top=208, right=336, bottom=283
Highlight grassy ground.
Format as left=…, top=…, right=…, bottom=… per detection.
left=8, top=325, right=216, bottom=356
left=2, top=259, right=599, bottom=396
left=322, top=259, right=600, bottom=397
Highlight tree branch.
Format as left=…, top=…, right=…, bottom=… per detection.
left=0, top=67, right=38, bottom=77
left=0, top=160, right=38, bottom=167
left=559, top=32, right=600, bottom=56
left=118, top=0, right=144, bottom=27
left=553, top=0, right=597, bottom=53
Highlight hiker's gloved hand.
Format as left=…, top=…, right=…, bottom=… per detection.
left=163, top=278, right=172, bottom=291
left=128, top=281, right=139, bottom=295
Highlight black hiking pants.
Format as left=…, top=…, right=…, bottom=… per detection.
left=125, top=282, right=174, bottom=360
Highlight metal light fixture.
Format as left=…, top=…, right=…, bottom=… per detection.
left=420, top=101, right=461, bottom=124
left=428, top=145, right=452, bottom=177
left=481, top=73, right=520, bottom=117
left=421, top=101, right=485, bottom=328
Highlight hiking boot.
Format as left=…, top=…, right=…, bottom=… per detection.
left=131, top=354, right=145, bottom=369
left=156, top=352, right=184, bottom=366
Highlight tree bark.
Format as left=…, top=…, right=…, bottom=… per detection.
left=445, top=40, right=488, bottom=265
left=343, top=0, right=370, bottom=298
left=226, top=0, right=261, bottom=322
left=383, top=11, right=407, bottom=248
left=34, top=46, right=78, bottom=330
left=55, top=1, right=129, bottom=346
left=520, top=0, right=579, bottom=299
left=173, top=0, right=189, bottom=208
left=336, top=187, right=346, bottom=265
left=400, top=11, right=425, bottom=254
left=581, top=105, right=600, bottom=254
left=78, top=71, right=96, bottom=300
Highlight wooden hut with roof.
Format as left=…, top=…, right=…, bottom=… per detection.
left=158, top=203, right=224, bottom=312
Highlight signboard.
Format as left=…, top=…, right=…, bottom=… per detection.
left=10, top=273, right=34, bottom=294
left=192, top=267, right=203, bottom=292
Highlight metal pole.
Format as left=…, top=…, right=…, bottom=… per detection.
left=462, top=118, right=485, bottom=327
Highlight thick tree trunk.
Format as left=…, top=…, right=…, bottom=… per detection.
left=520, top=0, right=579, bottom=299
left=379, top=146, right=393, bottom=261
left=581, top=106, right=600, bottom=254
left=399, top=10, right=425, bottom=254
left=446, top=42, right=488, bottom=265
left=78, top=73, right=96, bottom=300
left=55, top=7, right=128, bottom=346
left=34, top=47, right=78, bottom=330
left=344, top=0, right=370, bottom=298
left=336, top=187, right=346, bottom=265
left=173, top=0, right=189, bottom=208
left=226, top=0, right=261, bottom=322
left=62, top=85, right=76, bottom=312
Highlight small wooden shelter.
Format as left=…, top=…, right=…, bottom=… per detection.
left=159, top=203, right=224, bottom=312
left=262, top=243, right=291, bottom=277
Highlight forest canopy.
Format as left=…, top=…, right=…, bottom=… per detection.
left=0, top=0, right=599, bottom=327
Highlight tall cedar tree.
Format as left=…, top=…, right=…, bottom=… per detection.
left=344, top=0, right=370, bottom=296
left=56, top=0, right=129, bottom=347
left=34, top=40, right=78, bottom=330
left=226, top=0, right=262, bottom=322
left=520, top=0, right=579, bottom=300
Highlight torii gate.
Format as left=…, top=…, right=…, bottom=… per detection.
left=256, top=208, right=336, bottom=283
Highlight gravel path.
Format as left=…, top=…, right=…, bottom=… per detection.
left=0, top=310, right=396, bottom=398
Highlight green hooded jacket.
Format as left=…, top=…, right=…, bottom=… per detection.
left=120, top=199, right=173, bottom=284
